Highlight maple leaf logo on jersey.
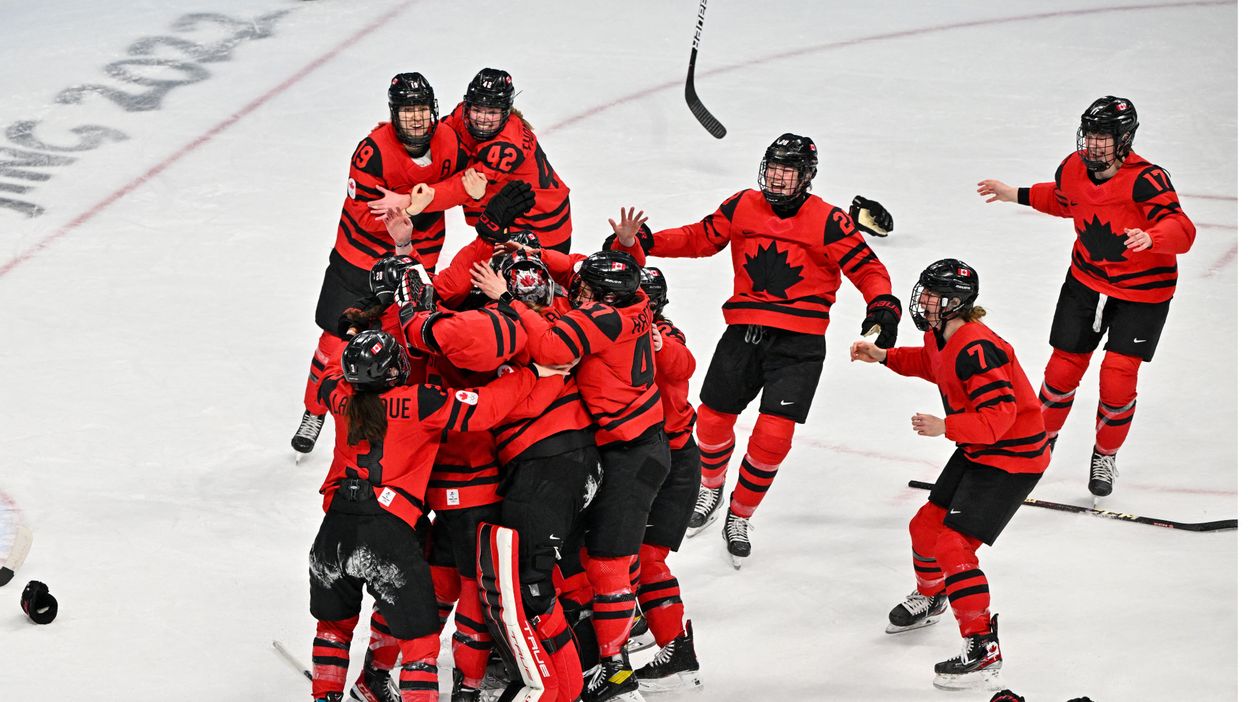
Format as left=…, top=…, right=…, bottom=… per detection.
left=1077, top=214, right=1127, bottom=263
left=743, top=241, right=804, bottom=298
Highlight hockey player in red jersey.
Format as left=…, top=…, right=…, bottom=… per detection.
left=977, top=96, right=1195, bottom=500
left=306, top=330, right=569, bottom=702
left=609, top=133, right=900, bottom=566
left=293, top=72, right=486, bottom=458
left=850, top=260, right=1049, bottom=691
left=479, top=250, right=668, bottom=702
left=629, top=267, right=703, bottom=693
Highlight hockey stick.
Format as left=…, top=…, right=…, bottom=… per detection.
left=907, top=480, right=1237, bottom=532
left=272, top=640, right=314, bottom=681
left=686, top=0, right=726, bottom=138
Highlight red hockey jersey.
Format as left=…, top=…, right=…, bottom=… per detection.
left=315, top=358, right=541, bottom=526
left=654, top=318, right=696, bottom=450
left=883, top=322, right=1050, bottom=474
left=336, top=122, right=472, bottom=271
left=1022, top=151, right=1195, bottom=303
left=613, top=189, right=892, bottom=335
left=445, top=104, right=572, bottom=251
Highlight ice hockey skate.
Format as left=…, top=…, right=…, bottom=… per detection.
left=1088, top=449, right=1118, bottom=503
left=450, top=668, right=482, bottom=702
left=349, top=665, right=400, bottom=702
left=292, top=410, right=326, bottom=461
left=932, top=614, right=1003, bottom=691
left=636, top=620, right=702, bottom=693
left=722, top=512, right=752, bottom=569
left=685, top=484, right=723, bottom=537
left=583, top=651, right=645, bottom=702
left=626, top=605, right=656, bottom=654
left=886, top=590, right=948, bottom=634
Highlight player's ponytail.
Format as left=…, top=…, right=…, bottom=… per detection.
left=959, top=305, right=988, bottom=323
left=511, top=107, right=535, bottom=132
left=345, top=390, right=388, bottom=445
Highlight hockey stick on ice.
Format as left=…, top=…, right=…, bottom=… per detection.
left=907, top=480, right=1237, bottom=532
left=272, top=640, right=314, bottom=681
left=686, top=0, right=726, bottom=138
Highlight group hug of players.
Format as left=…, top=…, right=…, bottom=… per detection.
left=289, top=67, right=1196, bottom=700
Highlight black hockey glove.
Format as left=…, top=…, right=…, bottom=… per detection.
left=989, top=692, right=1026, bottom=702
left=862, top=294, right=902, bottom=349
left=395, top=265, right=436, bottom=326
left=849, top=195, right=893, bottom=237
left=21, top=580, right=57, bottom=624
left=475, top=181, right=535, bottom=243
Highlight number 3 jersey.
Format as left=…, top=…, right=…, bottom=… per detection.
left=883, top=322, right=1050, bottom=475
left=1020, top=151, right=1196, bottom=303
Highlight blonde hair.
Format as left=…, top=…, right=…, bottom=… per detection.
left=958, top=305, right=988, bottom=322
left=511, top=107, right=535, bottom=131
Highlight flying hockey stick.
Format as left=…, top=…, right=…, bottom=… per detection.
left=906, top=480, right=1237, bottom=532
left=272, top=640, right=314, bottom=681
left=686, top=0, right=726, bottom=138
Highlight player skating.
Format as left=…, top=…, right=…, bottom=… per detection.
left=609, top=133, right=900, bottom=566
left=977, top=96, right=1195, bottom=501
left=850, top=260, right=1050, bottom=691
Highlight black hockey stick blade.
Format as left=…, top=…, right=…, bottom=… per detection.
left=686, top=0, right=726, bottom=138
left=907, top=480, right=1237, bottom=532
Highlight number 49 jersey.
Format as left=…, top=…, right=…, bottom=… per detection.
left=445, top=104, right=573, bottom=252
left=1021, top=151, right=1196, bottom=303
left=884, top=322, right=1050, bottom=475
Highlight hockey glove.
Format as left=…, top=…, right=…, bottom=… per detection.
left=476, top=181, right=536, bottom=243
left=395, top=265, right=436, bottom=326
left=849, top=195, right=893, bottom=237
left=862, top=294, right=902, bottom=349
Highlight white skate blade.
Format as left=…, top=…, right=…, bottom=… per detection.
left=607, top=691, right=646, bottom=702
left=293, top=451, right=304, bottom=465
left=726, top=550, right=744, bottom=570
left=932, top=664, right=1002, bottom=691
left=885, top=613, right=943, bottom=634
left=627, top=631, right=657, bottom=653
left=685, top=511, right=720, bottom=538
left=638, top=669, right=704, bottom=693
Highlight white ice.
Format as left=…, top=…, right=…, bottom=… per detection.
left=0, top=1, right=1237, bottom=700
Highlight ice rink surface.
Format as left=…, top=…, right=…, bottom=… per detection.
left=0, top=1, right=1237, bottom=700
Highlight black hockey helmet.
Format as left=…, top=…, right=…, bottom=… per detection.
left=1077, top=95, right=1138, bottom=172
left=369, top=254, right=418, bottom=305
left=570, top=250, right=641, bottom=307
left=639, top=266, right=669, bottom=316
left=342, top=330, right=410, bottom=392
left=500, top=249, right=555, bottom=307
left=388, top=73, right=439, bottom=154
left=909, top=259, right=979, bottom=332
left=463, top=68, right=515, bottom=141
left=758, top=133, right=818, bottom=207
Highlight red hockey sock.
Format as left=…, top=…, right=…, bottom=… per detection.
left=366, top=607, right=400, bottom=672
left=637, top=544, right=685, bottom=647
left=907, top=501, right=948, bottom=596
left=430, top=564, right=461, bottom=630
left=695, top=405, right=738, bottom=489
left=1039, top=348, right=1093, bottom=439
left=931, top=527, right=990, bottom=637
left=584, top=555, right=635, bottom=657
left=453, top=576, right=492, bottom=687
left=397, top=634, right=440, bottom=702
left=1095, top=351, right=1142, bottom=455
left=304, top=332, right=348, bottom=414
left=628, top=554, right=641, bottom=594
left=728, top=413, right=794, bottom=518
left=312, top=616, right=357, bottom=698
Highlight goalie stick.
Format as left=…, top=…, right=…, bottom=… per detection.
left=686, top=0, right=726, bottom=138
left=907, top=480, right=1237, bottom=532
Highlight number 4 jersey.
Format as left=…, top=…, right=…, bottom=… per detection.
left=1020, top=151, right=1196, bottom=303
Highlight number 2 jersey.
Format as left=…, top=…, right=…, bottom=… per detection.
left=612, top=189, right=893, bottom=335
left=1020, top=151, right=1196, bottom=303
left=336, top=121, right=472, bottom=271
left=883, top=322, right=1050, bottom=474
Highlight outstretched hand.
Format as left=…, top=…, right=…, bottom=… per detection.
left=911, top=413, right=945, bottom=437
left=471, top=261, right=508, bottom=300
left=368, top=186, right=412, bottom=216
left=609, top=207, right=648, bottom=247
left=976, top=179, right=1018, bottom=204
left=379, top=206, right=413, bottom=244
left=850, top=339, right=885, bottom=363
